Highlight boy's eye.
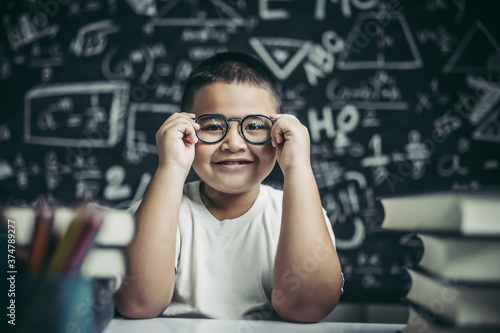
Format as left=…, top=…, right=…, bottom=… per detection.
left=201, top=125, right=224, bottom=131
left=245, top=123, right=265, bottom=131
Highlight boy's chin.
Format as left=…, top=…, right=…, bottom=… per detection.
left=202, top=179, right=262, bottom=196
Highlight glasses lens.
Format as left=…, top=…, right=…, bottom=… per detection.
left=242, top=116, right=273, bottom=144
left=196, top=116, right=227, bottom=143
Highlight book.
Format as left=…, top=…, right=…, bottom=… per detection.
left=405, top=268, right=500, bottom=326
left=81, top=248, right=126, bottom=289
left=2, top=204, right=135, bottom=247
left=403, top=305, right=500, bottom=333
left=380, top=192, right=500, bottom=235
left=417, top=234, right=500, bottom=282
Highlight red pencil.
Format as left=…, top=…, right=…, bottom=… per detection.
left=27, top=204, right=54, bottom=274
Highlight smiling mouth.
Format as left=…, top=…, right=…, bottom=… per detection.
left=215, top=161, right=253, bottom=165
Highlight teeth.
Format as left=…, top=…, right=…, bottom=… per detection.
left=220, top=161, right=248, bottom=165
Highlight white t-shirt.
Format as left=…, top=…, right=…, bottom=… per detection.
left=127, top=180, right=337, bottom=319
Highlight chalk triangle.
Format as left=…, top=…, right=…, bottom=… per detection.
left=337, top=11, right=422, bottom=70
left=249, top=37, right=312, bottom=80
left=443, top=21, right=500, bottom=74
left=155, top=0, right=243, bottom=21
left=473, top=106, right=500, bottom=143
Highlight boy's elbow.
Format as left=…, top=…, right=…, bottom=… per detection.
left=273, top=301, right=339, bottom=323
left=272, top=290, right=340, bottom=323
left=114, top=294, right=170, bottom=319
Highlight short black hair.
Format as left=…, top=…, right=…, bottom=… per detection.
left=181, top=52, right=282, bottom=113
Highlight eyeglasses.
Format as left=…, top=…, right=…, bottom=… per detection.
left=195, top=114, right=274, bottom=145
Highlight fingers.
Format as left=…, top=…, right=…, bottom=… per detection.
left=181, top=114, right=200, bottom=144
left=157, top=112, right=200, bottom=144
left=270, top=114, right=304, bottom=147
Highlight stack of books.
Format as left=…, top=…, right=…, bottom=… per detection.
left=2, top=202, right=134, bottom=283
left=380, top=192, right=500, bottom=333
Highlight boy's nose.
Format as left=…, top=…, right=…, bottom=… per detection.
left=220, top=124, right=246, bottom=152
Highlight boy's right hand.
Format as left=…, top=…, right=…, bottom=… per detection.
left=155, top=112, right=200, bottom=175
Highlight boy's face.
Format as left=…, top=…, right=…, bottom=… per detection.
left=190, top=82, right=277, bottom=195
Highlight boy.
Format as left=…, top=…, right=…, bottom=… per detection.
left=114, top=52, right=344, bottom=322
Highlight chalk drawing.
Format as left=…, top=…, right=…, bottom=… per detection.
left=443, top=21, right=500, bottom=74
left=282, top=83, right=308, bottom=113
left=147, top=0, right=256, bottom=30
left=71, top=154, right=103, bottom=199
left=436, top=138, right=470, bottom=177
left=339, top=255, right=353, bottom=279
left=434, top=112, right=462, bottom=138
left=259, top=0, right=291, bottom=20
left=44, top=150, right=71, bottom=191
left=155, top=81, right=183, bottom=103
left=315, top=0, right=379, bottom=20
left=104, top=165, right=132, bottom=200
left=451, top=180, right=481, bottom=191
left=125, top=0, right=158, bottom=16
left=426, top=0, right=447, bottom=13
left=484, top=159, right=499, bottom=170
left=45, top=151, right=61, bottom=191
left=326, top=71, right=407, bottom=110
left=5, top=13, right=59, bottom=52
left=472, top=105, right=500, bottom=143
left=0, top=160, right=14, bottom=182
left=188, top=45, right=228, bottom=61
left=102, top=43, right=167, bottom=84
left=324, top=171, right=372, bottom=250
left=415, top=91, right=432, bottom=113
left=361, top=133, right=390, bottom=167
left=0, top=124, right=11, bottom=142
left=308, top=104, right=360, bottom=145
left=312, top=160, right=344, bottom=190
left=301, top=31, right=345, bottom=86
left=405, top=130, right=430, bottom=180
left=114, top=172, right=152, bottom=209
left=361, top=133, right=391, bottom=187
left=64, top=0, right=117, bottom=17
left=335, top=104, right=360, bottom=154
left=75, top=179, right=100, bottom=200
left=0, top=58, right=12, bottom=80
left=70, top=20, right=121, bottom=57
left=416, top=25, right=456, bottom=54
left=249, top=37, right=312, bottom=81
left=13, top=153, right=29, bottom=190
left=451, top=0, right=467, bottom=25
left=415, top=78, right=451, bottom=113
left=24, top=81, right=130, bottom=147
left=127, top=102, right=180, bottom=155
left=466, top=75, right=500, bottom=125
left=337, top=10, right=422, bottom=70
left=361, top=110, right=380, bottom=127
left=358, top=252, right=383, bottom=288
left=28, top=42, right=63, bottom=68
left=336, top=216, right=366, bottom=250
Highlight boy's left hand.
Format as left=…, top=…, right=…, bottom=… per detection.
left=270, top=114, right=311, bottom=174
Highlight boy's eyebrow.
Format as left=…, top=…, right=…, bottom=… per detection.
left=197, top=114, right=271, bottom=120
left=198, top=114, right=241, bottom=121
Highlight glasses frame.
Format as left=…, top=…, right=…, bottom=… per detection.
left=195, top=114, right=275, bottom=145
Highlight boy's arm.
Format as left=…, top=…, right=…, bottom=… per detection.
left=270, top=114, right=343, bottom=323
left=113, top=113, right=199, bottom=318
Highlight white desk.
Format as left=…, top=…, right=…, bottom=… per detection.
left=104, top=318, right=405, bottom=333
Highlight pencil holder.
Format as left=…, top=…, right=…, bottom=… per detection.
left=13, top=275, right=115, bottom=333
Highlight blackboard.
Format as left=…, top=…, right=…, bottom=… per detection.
left=1, top=0, right=500, bottom=303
